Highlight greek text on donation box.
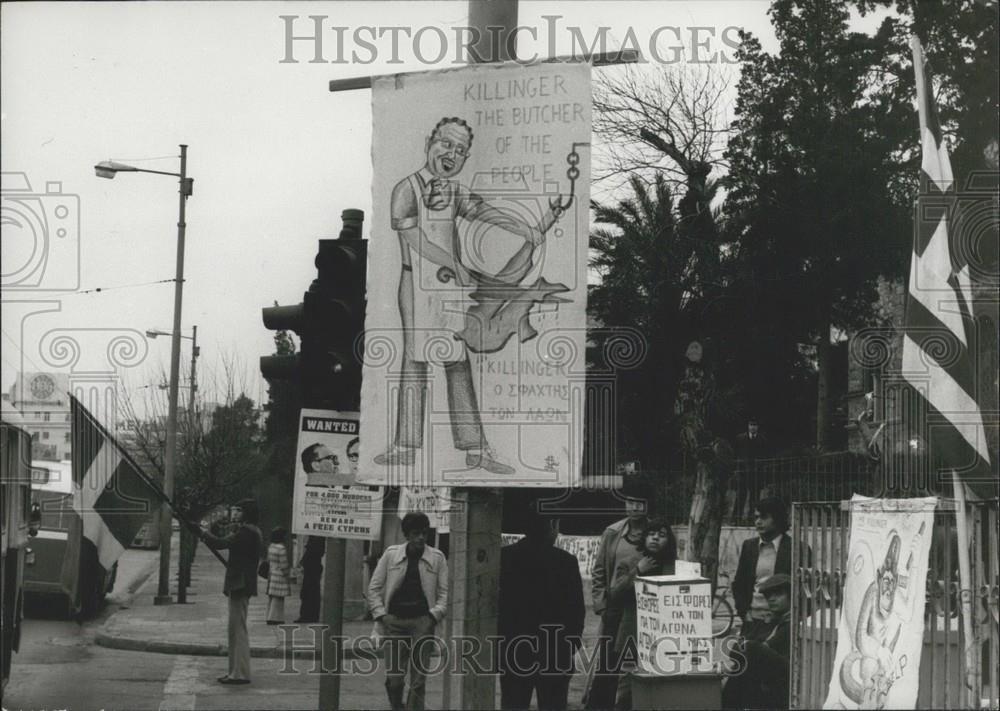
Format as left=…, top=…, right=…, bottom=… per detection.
left=635, top=574, right=714, bottom=675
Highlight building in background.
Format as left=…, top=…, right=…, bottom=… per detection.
left=5, top=372, right=71, bottom=461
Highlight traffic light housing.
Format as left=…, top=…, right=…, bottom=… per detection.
left=260, top=209, right=367, bottom=410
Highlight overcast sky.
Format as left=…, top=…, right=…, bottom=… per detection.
left=4, top=0, right=867, bottom=415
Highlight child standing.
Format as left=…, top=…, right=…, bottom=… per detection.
left=266, top=527, right=291, bottom=625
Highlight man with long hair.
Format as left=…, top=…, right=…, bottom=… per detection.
left=198, top=497, right=262, bottom=685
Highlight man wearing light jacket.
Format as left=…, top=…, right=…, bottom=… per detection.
left=367, top=512, right=448, bottom=711
left=585, top=486, right=650, bottom=710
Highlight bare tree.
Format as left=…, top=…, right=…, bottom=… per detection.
left=592, top=62, right=732, bottom=194
left=591, top=62, right=736, bottom=585
left=117, top=353, right=266, bottom=586
left=119, top=354, right=264, bottom=515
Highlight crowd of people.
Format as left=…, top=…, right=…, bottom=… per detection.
left=192, top=488, right=797, bottom=710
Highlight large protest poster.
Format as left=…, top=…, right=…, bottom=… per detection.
left=359, top=62, right=591, bottom=488
left=291, top=408, right=382, bottom=540
left=824, top=496, right=936, bottom=710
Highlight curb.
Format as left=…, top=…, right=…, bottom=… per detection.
left=94, top=629, right=317, bottom=659
left=94, top=627, right=605, bottom=661
left=93, top=627, right=392, bottom=660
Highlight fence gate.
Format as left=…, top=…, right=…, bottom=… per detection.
left=790, top=498, right=999, bottom=710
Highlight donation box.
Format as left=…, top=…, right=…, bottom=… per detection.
left=634, top=574, right=714, bottom=675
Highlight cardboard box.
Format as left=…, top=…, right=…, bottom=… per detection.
left=634, top=574, right=714, bottom=674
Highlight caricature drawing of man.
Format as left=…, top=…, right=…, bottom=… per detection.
left=838, top=533, right=906, bottom=709
left=374, top=116, right=561, bottom=476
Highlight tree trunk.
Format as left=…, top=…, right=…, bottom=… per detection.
left=686, top=438, right=733, bottom=593
left=816, top=317, right=831, bottom=451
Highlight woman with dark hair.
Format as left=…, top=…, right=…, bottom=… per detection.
left=607, top=517, right=678, bottom=711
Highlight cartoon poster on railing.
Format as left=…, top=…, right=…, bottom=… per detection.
left=358, top=62, right=591, bottom=489
left=824, top=495, right=936, bottom=710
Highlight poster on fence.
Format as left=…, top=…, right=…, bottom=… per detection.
left=291, top=409, right=382, bottom=540
left=824, top=495, right=936, bottom=710
left=358, top=60, right=591, bottom=489
left=501, top=533, right=599, bottom=582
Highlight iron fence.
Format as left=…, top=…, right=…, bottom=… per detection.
left=790, top=498, right=999, bottom=710
left=657, top=451, right=880, bottom=526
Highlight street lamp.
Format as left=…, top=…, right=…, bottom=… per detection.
left=147, top=327, right=199, bottom=421
left=97, top=147, right=193, bottom=605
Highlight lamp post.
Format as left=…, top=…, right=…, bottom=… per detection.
left=97, top=146, right=193, bottom=605
left=146, top=326, right=199, bottom=605
left=147, top=326, right=199, bottom=421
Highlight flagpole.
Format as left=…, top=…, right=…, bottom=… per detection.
left=913, top=35, right=981, bottom=708
left=911, top=37, right=930, bottom=141
left=72, top=396, right=229, bottom=567
left=952, top=471, right=979, bottom=708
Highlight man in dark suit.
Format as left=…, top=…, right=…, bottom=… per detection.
left=734, top=419, right=769, bottom=461
left=198, top=498, right=263, bottom=684
left=723, top=573, right=793, bottom=710
left=733, top=497, right=792, bottom=642
left=733, top=418, right=770, bottom=519
left=499, top=508, right=585, bottom=711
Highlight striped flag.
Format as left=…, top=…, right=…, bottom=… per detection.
left=903, top=39, right=993, bottom=496
left=72, top=394, right=167, bottom=570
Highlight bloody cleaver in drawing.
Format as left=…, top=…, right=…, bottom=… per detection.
left=372, top=116, right=578, bottom=476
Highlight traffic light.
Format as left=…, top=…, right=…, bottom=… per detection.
left=260, top=209, right=367, bottom=410
left=260, top=304, right=303, bottom=381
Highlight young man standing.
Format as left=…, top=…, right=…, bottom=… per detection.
left=585, top=487, right=650, bottom=710
left=367, top=512, right=448, bottom=711
left=198, top=498, right=262, bottom=685
left=733, top=497, right=792, bottom=642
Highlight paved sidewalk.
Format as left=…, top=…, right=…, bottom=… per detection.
left=97, top=539, right=373, bottom=659
left=95, top=541, right=605, bottom=709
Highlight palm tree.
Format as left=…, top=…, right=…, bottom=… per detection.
left=588, top=171, right=724, bottom=478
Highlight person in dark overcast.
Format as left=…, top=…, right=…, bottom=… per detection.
left=498, top=505, right=585, bottom=711
left=294, top=535, right=325, bottom=623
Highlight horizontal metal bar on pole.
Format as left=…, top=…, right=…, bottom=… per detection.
left=328, top=49, right=642, bottom=93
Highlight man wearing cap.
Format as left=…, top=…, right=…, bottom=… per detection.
left=198, top=498, right=263, bottom=685
left=722, top=573, right=793, bottom=710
